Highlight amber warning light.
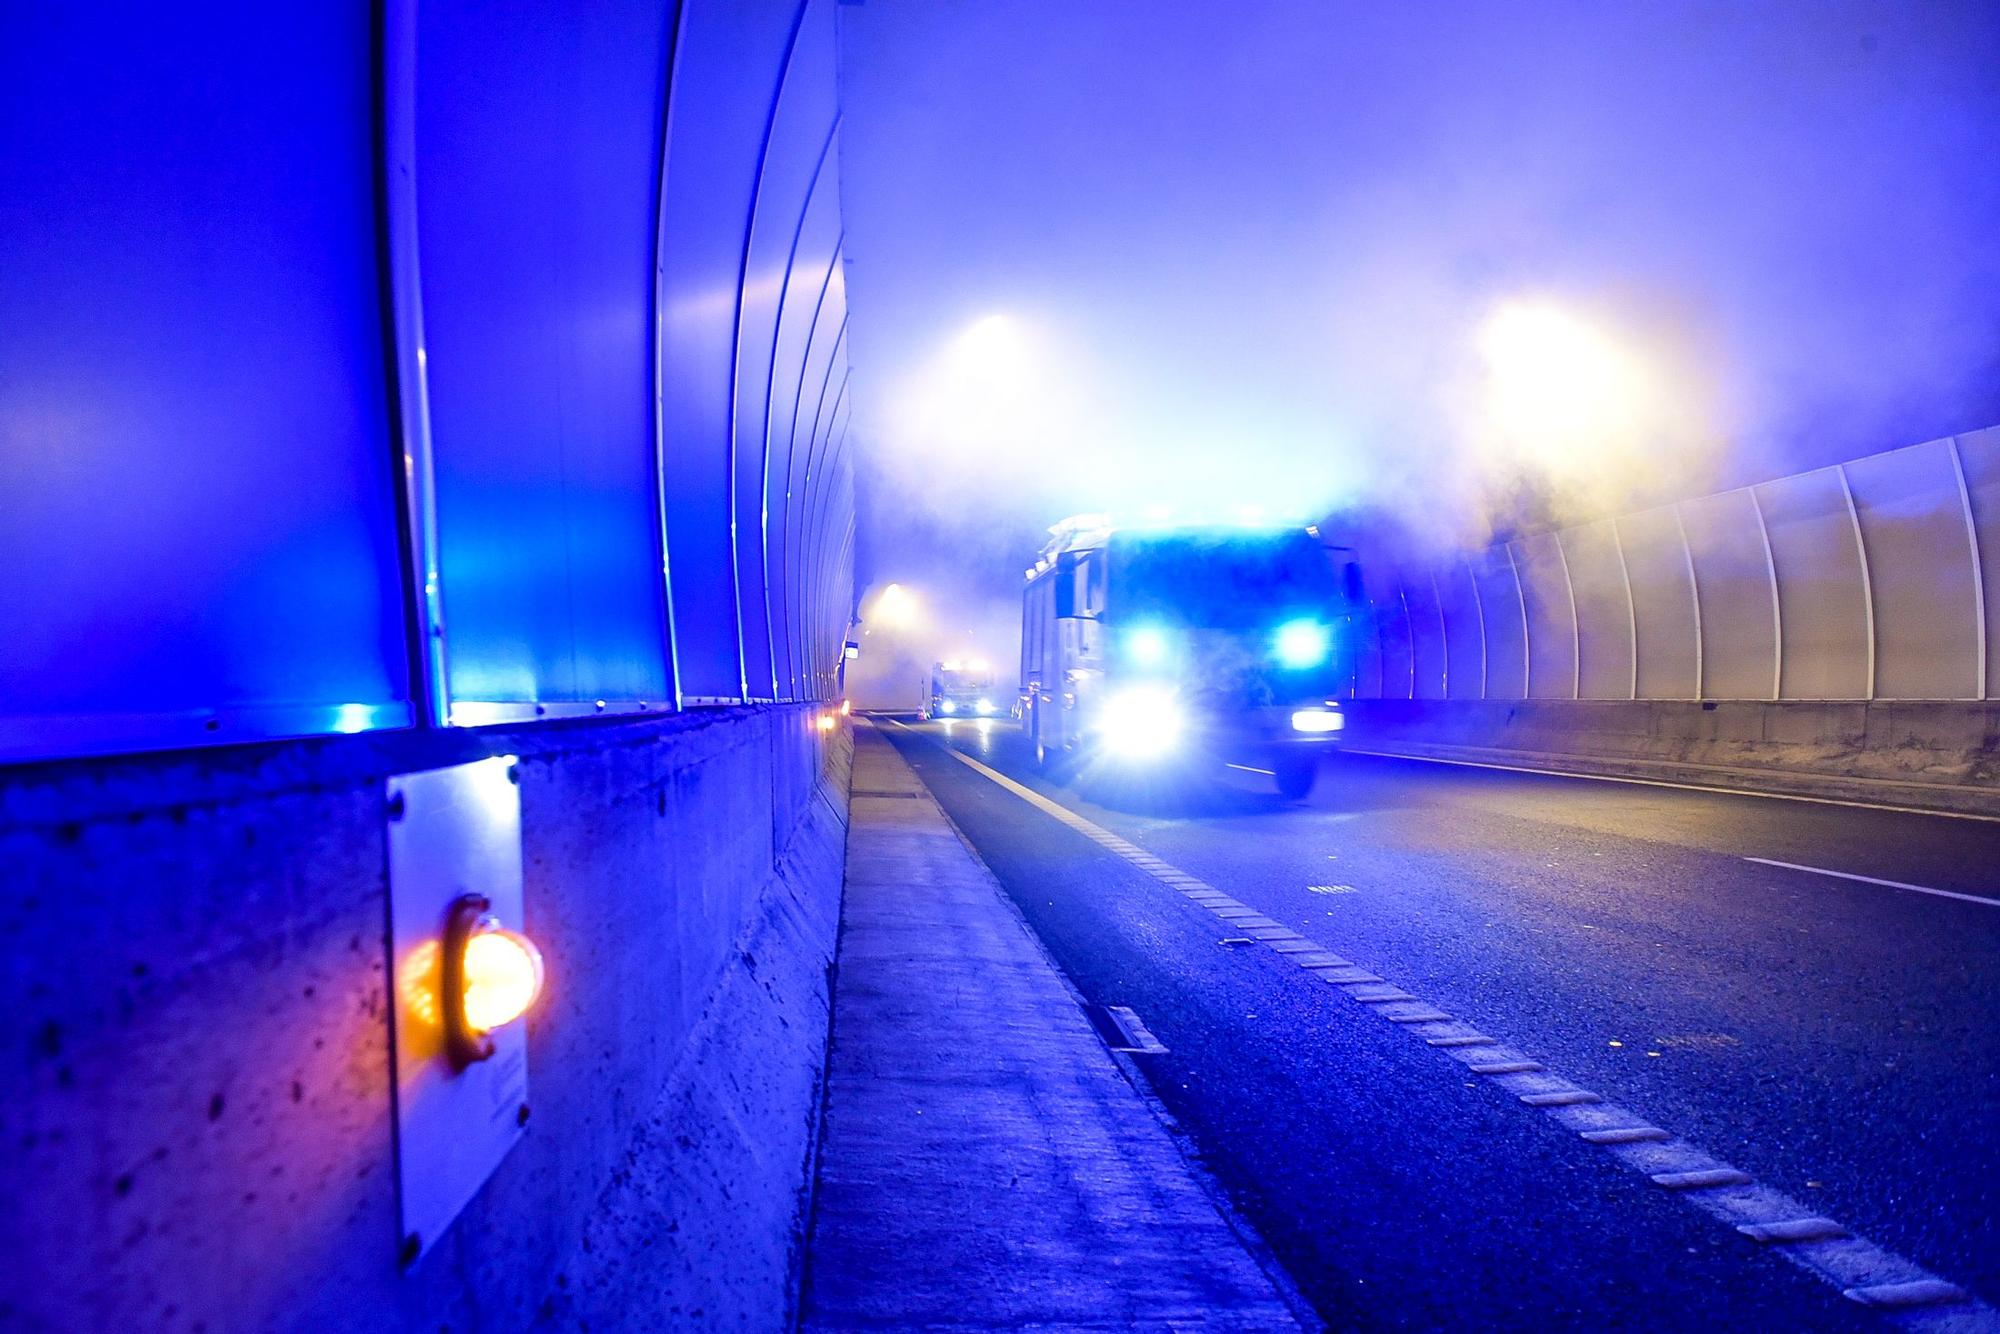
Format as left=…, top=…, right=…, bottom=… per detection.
left=441, top=894, right=545, bottom=1069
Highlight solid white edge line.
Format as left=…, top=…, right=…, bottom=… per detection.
left=1225, top=762, right=1277, bottom=776
left=1743, top=856, right=2000, bottom=909
left=1340, top=745, right=2000, bottom=824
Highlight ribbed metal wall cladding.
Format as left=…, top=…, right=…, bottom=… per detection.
left=1350, top=428, right=2000, bottom=704
left=0, top=0, right=856, bottom=762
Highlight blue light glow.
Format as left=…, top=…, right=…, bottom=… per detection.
left=1273, top=619, right=1331, bottom=669
left=1125, top=623, right=1173, bottom=668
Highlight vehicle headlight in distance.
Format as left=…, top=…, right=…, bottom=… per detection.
left=1124, top=623, right=1173, bottom=669
left=939, top=699, right=958, bottom=715
left=974, top=697, right=994, bottom=715
left=1099, top=684, right=1183, bottom=758
left=1290, top=706, right=1344, bottom=733
left=1274, top=618, right=1332, bottom=669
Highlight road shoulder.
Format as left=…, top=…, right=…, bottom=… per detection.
left=801, top=724, right=1306, bottom=1331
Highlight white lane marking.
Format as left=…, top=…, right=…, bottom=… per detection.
left=1225, top=762, right=1276, bottom=776
left=896, top=721, right=1997, bottom=1324
left=1340, top=745, right=2000, bottom=824
left=1744, top=856, right=2000, bottom=910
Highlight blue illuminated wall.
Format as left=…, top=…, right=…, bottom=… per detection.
left=660, top=0, right=852, bottom=704
left=0, top=0, right=855, bottom=761
left=0, top=7, right=411, bottom=758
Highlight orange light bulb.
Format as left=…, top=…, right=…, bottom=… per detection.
left=461, top=925, right=544, bottom=1033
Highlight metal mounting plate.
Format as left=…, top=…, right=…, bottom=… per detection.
left=386, top=755, right=529, bottom=1265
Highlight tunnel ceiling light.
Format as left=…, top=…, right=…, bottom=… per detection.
left=871, top=582, right=919, bottom=629
left=1478, top=301, right=1654, bottom=475
left=443, top=894, right=544, bottom=1070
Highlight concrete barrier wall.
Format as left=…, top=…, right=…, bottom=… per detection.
left=1343, top=699, right=2000, bottom=815
left=0, top=707, right=851, bottom=1332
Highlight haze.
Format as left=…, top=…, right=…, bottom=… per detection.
left=838, top=0, right=2000, bottom=629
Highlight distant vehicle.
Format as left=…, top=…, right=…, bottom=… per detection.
left=1020, top=520, right=1357, bottom=798
left=930, top=658, right=998, bottom=718
left=844, top=639, right=930, bottom=715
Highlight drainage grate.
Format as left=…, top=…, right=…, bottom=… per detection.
left=850, top=789, right=928, bottom=798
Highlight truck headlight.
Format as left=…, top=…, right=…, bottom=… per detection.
left=1274, top=618, right=1332, bottom=669
left=974, top=698, right=994, bottom=715
left=939, top=699, right=958, bottom=715
left=1124, top=623, right=1174, bottom=669
left=1099, top=685, right=1183, bottom=758
left=1290, top=707, right=1344, bottom=733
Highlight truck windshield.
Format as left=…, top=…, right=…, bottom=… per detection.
left=936, top=670, right=990, bottom=692
left=1110, top=531, right=1339, bottom=628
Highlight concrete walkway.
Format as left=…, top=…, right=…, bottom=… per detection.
left=801, top=725, right=1304, bottom=1331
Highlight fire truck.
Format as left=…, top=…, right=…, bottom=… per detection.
left=929, top=658, right=999, bottom=717
left=1020, top=518, right=1356, bottom=798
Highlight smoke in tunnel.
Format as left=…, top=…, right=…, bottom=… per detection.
left=837, top=0, right=2000, bottom=593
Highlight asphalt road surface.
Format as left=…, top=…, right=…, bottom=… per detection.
left=876, top=717, right=2000, bottom=1332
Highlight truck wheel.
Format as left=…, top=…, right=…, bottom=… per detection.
left=1274, top=755, right=1319, bottom=801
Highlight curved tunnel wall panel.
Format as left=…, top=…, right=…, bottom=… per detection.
left=812, top=425, right=855, bottom=692
left=785, top=310, right=848, bottom=699
left=1760, top=468, right=1871, bottom=700
left=1374, top=575, right=1417, bottom=702
left=1356, top=609, right=1386, bottom=700
left=1847, top=440, right=1981, bottom=700
left=1406, top=574, right=1449, bottom=700
left=1562, top=519, right=1636, bottom=700
left=0, top=8, right=411, bottom=761
left=1959, top=426, right=2000, bottom=700
left=1352, top=431, right=1998, bottom=705
left=731, top=0, right=840, bottom=700
left=1617, top=507, right=1700, bottom=700
left=793, top=358, right=849, bottom=700
left=1471, top=547, right=1528, bottom=700
left=810, top=390, right=856, bottom=696
left=1514, top=532, right=1577, bottom=699
left=768, top=201, right=844, bottom=700
left=416, top=0, right=675, bottom=715
left=762, top=181, right=838, bottom=700
left=658, top=0, right=816, bottom=704
left=1439, top=562, right=1486, bottom=700
left=3, top=0, right=854, bottom=763
left=1679, top=488, right=1777, bottom=700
